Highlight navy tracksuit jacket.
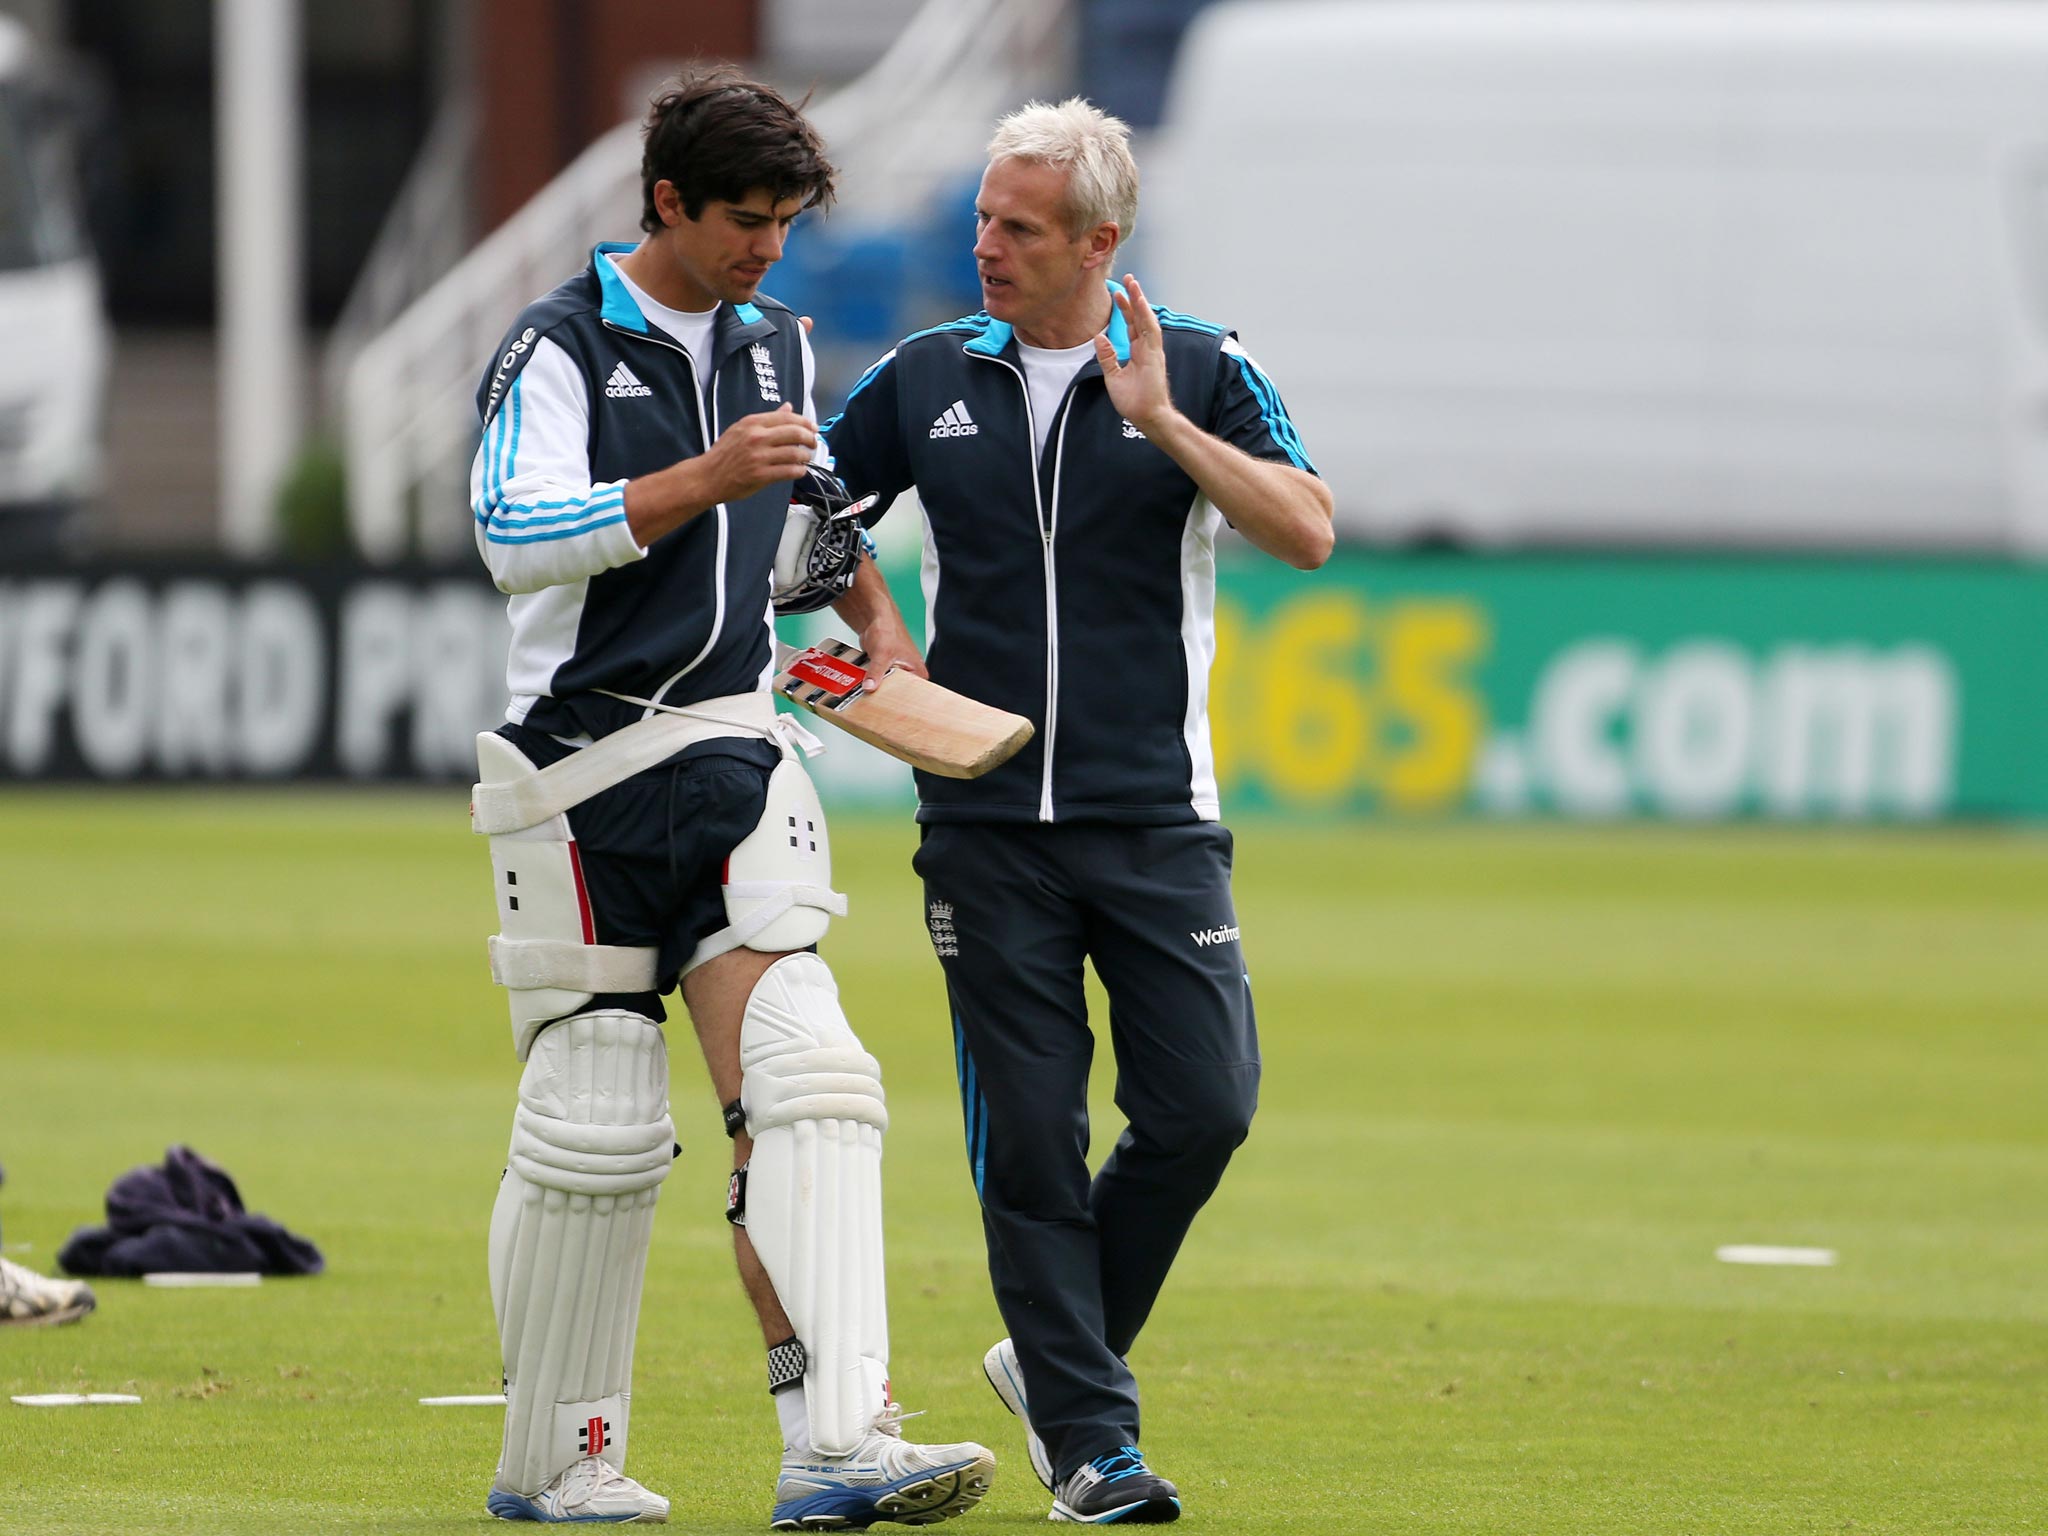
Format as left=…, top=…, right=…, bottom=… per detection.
left=826, top=287, right=1320, bottom=1480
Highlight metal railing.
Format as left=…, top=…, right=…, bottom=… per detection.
left=321, top=97, right=478, bottom=421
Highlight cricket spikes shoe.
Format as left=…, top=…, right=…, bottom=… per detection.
left=981, top=1338, right=1055, bottom=1492
left=770, top=1400, right=995, bottom=1529
left=0, top=1256, right=95, bottom=1326
left=486, top=1456, right=670, bottom=1523
left=1049, top=1447, right=1180, bottom=1524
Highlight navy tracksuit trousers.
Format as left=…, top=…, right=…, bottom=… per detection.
left=912, top=820, right=1260, bottom=1481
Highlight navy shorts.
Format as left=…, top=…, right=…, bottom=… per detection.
left=497, top=723, right=780, bottom=1017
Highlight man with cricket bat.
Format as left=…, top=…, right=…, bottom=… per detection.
left=823, top=98, right=1333, bottom=1525
left=463, top=65, right=994, bottom=1527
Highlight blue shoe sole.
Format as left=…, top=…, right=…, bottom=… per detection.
left=771, top=1456, right=991, bottom=1530
left=486, top=1489, right=642, bottom=1523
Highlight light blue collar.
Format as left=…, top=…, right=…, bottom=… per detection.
left=964, top=279, right=1132, bottom=363
left=595, top=242, right=765, bottom=330
left=1103, top=278, right=1132, bottom=364
left=964, top=318, right=1010, bottom=357
left=593, top=243, right=646, bottom=332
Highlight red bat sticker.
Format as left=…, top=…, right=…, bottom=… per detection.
left=787, top=648, right=868, bottom=698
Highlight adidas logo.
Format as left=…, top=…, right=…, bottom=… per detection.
left=929, top=400, right=979, bottom=438
left=604, top=361, right=653, bottom=399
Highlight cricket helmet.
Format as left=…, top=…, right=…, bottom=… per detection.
left=771, top=465, right=876, bottom=616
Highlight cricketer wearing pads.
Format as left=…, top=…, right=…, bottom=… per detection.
left=824, top=99, right=1332, bottom=1524
left=466, top=67, right=991, bottom=1529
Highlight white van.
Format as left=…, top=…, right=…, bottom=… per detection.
left=0, top=15, right=108, bottom=551
left=1144, top=1, right=2048, bottom=553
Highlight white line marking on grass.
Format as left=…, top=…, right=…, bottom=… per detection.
left=420, top=1394, right=507, bottom=1406
left=1716, top=1245, right=1838, bottom=1267
left=142, top=1272, right=263, bottom=1287
left=12, top=1394, right=143, bottom=1406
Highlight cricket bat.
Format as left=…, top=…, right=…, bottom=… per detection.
left=773, top=638, right=1033, bottom=779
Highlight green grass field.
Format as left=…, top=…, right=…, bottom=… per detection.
left=2, top=793, right=2044, bottom=1533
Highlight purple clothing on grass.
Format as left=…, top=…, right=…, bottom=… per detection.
left=57, top=1145, right=323, bottom=1278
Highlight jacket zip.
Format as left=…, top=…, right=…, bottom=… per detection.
left=606, top=318, right=731, bottom=711
left=974, top=351, right=1069, bottom=821
left=1042, top=393, right=1080, bottom=822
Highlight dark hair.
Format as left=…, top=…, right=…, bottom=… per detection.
left=640, top=64, right=836, bottom=232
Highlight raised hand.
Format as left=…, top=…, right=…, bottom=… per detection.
left=1094, top=273, right=1175, bottom=436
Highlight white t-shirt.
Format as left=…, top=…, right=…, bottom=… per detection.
left=1016, top=339, right=1099, bottom=462
left=604, top=255, right=718, bottom=402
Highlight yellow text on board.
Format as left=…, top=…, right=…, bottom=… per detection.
left=1210, top=593, right=1490, bottom=811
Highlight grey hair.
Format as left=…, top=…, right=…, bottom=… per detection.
left=987, top=97, right=1139, bottom=247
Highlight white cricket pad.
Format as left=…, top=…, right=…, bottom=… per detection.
left=489, top=1010, right=673, bottom=1497
left=739, top=953, right=890, bottom=1455
left=477, top=732, right=659, bottom=1061
left=683, top=753, right=847, bottom=974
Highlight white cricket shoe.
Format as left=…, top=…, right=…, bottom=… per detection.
left=486, top=1456, right=670, bottom=1523
left=981, top=1339, right=1055, bottom=1492
left=0, top=1256, right=95, bottom=1326
left=770, top=1402, right=994, bottom=1529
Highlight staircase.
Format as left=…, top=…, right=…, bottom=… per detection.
left=97, top=329, right=220, bottom=552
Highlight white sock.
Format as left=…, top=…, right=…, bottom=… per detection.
left=775, top=1385, right=810, bottom=1454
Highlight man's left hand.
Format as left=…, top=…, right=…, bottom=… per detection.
left=859, top=608, right=928, bottom=687
left=1095, top=273, right=1178, bottom=437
